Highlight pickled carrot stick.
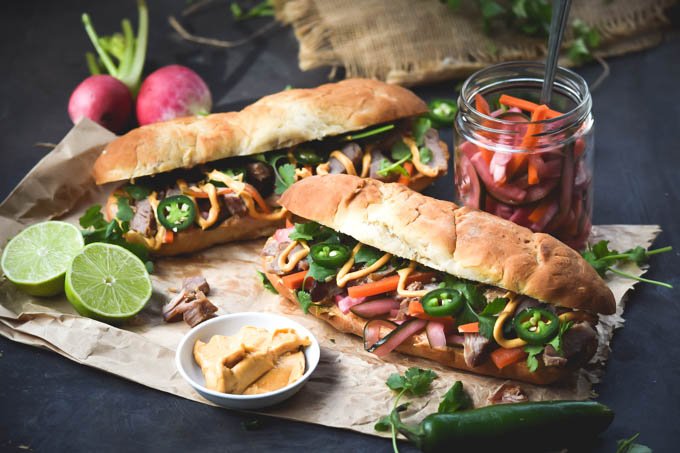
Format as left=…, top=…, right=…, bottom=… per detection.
left=474, top=95, right=494, bottom=163
left=528, top=157, right=540, bottom=185
left=499, top=94, right=562, bottom=119
left=528, top=199, right=553, bottom=224
left=514, top=105, right=550, bottom=183
left=475, top=94, right=491, bottom=115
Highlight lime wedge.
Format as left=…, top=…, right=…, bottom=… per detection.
left=65, top=243, right=152, bottom=322
left=1, top=221, right=84, bottom=296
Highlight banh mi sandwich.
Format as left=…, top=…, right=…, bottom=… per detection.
left=261, top=175, right=615, bottom=385
left=92, top=79, right=448, bottom=256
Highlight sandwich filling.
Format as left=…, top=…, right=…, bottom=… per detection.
left=262, top=221, right=599, bottom=374
left=108, top=119, right=447, bottom=250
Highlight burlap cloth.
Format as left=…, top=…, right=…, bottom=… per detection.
left=274, top=0, right=675, bottom=85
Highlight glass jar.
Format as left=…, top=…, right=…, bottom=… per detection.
left=454, top=62, right=594, bottom=250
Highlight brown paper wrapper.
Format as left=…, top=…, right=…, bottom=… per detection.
left=0, top=120, right=661, bottom=437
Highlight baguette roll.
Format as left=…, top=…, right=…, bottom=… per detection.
left=260, top=174, right=615, bottom=384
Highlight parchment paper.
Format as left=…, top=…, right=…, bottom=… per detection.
left=0, top=120, right=661, bottom=437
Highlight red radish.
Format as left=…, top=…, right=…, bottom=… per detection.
left=68, top=75, right=133, bottom=133
left=350, top=298, right=400, bottom=318
left=372, top=318, right=427, bottom=357
left=524, top=179, right=559, bottom=203
left=425, top=321, right=448, bottom=350
left=447, top=334, right=465, bottom=346
left=363, top=320, right=398, bottom=350
left=471, top=153, right=527, bottom=204
left=458, top=154, right=481, bottom=209
left=136, top=65, right=212, bottom=125
left=337, top=295, right=365, bottom=314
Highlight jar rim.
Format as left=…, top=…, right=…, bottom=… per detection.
left=459, top=61, right=591, bottom=127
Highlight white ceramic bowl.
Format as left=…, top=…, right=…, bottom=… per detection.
left=175, top=312, right=320, bottom=410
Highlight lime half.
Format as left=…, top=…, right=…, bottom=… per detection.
left=1, top=221, right=84, bottom=296
left=65, top=243, right=152, bottom=322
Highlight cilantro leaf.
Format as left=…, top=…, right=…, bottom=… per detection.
left=386, top=373, right=406, bottom=391
left=124, top=184, right=151, bottom=201
left=256, top=271, right=277, bottom=294
left=524, top=344, right=544, bottom=372
left=419, top=146, right=433, bottom=164
left=581, top=240, right=672, bottom=288
left=412, top=117, right=432, bottom=146
left=274, top=163, right=296, bottom=195
left=478, top=298, right=508, bottom=339
left=438, top=381, right=472, bottom=414
left=390, top=140, right=411, bottom=161
left=386, top=367, right=437, bottom=397
left=288, top=222, right=331, bottom=242
left=78, top=204, right=154, bottom=272
left=477, top=315, right=496, bottom=339
left=306, top=260, right=337, bottom=283
left=374, top=415, right=391, bottom=432
left=354, top=245, right=383, bottom=266
left=79, top=204, right=106, bottom=229
left=115, top=197, right=134, bottom=222
left=547, top=320, right=572, bottom=353
left=378, top=156, right=410, bottom=177
left=297, top=290, right=313, bottom=314
left=625, top=246, right=649, bottom=266
left=404, top=367, right=438, bottom=396
left=230, top=2, right=243, bottom=19
left=480, top=297, right=507, bottom=316
left=616, top=433, right=652, bottom=453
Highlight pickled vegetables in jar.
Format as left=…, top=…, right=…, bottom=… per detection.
left=454, top=62, right=594, bottom=250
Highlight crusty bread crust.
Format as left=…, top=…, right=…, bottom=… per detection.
left=93, top=79, right=428, bottom=184
left=264, top=269, right=575, bottom=385
left=279, top=175, right=616, bottom=315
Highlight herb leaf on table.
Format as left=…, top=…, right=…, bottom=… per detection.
left=438, top=381, right=472, bottom=413
left=379, top=367, right=438, bottom=452
left=616, top=433, right=653, bottom=453
left=581, top=240, right=672, bottom=288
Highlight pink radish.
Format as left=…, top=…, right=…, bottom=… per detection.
left=136, top=65, right=212, bottom=125
left=426, top=321, right=448, bottom=349
left=68, top=75, right=133, bottom=133
left=350, top=298, right=399, bottom=318
left=337, top=295, right=366, bottom=314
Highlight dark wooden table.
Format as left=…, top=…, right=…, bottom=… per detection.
left=1, top=1, right=678, bottom=451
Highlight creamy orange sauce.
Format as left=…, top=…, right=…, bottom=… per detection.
left=193, top=326, right=310, bottom=395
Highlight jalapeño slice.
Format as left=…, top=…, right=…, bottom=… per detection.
left=513, top=308, right=560, bottom=344
left=294, top=147, right=324, bottom=165
left=421, top=288, right=464, bottom=317
left=156, top=195, right=196, bottom=232
left=310, top=243, right=350, bottom=267
left=428, top=99, right=457, bottom=126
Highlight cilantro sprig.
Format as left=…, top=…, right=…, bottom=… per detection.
left=582, top=240, right=672, bottom=289
left=375, top=370, right=472, bottom=453
left=524, top=319, right=572, bottom=372
left=375, top=368, right=438, bottom=452
left=230, top=0, right=274, bottom=21
left=442, top=0, right=602, bottom=63
left=79, top=204, right=153, bottom=272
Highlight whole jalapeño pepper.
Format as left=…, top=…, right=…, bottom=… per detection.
left=391, top=401, right=614, bottom=452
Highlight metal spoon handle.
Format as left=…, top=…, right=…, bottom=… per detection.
left=540, top=0, right=573, bottom=105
